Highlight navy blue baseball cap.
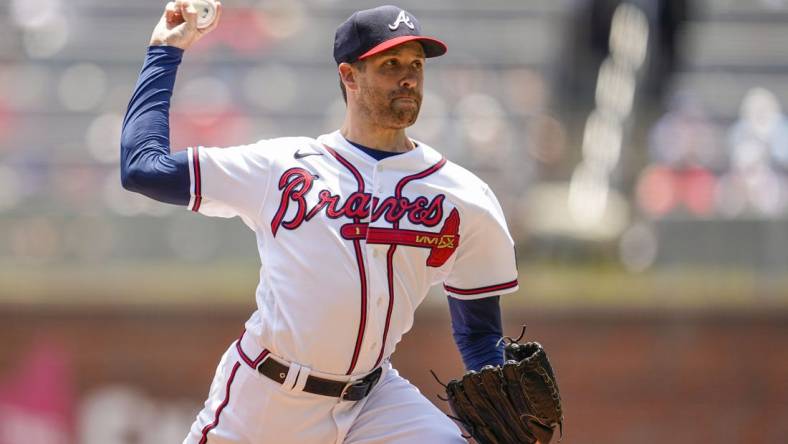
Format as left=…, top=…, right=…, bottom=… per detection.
left=333, top=5, right=447, bottom=64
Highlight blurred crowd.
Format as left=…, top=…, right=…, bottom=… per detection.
left=637, top=87, right=788, bottom=219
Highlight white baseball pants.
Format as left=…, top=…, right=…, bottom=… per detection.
left=183, top=336, right=466, bottom=444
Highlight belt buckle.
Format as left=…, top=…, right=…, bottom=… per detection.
left=341, top=367, right=382, bottom=401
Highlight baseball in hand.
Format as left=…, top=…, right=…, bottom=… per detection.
left=193, top=0, right=217, bottom=29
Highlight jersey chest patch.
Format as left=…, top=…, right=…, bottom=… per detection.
left=269, top=166, right=460, bottom=267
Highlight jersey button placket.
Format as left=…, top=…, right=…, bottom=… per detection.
left=366, top=166, right=387, bottom=361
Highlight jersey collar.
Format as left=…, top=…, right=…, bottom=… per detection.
left=318, top=130, right=443, bottom=171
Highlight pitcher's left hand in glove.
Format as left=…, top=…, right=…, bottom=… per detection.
left=437, top=328, right=564, bottom=444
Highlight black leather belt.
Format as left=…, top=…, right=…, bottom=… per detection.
left=257, top=358, right=383, bottom=401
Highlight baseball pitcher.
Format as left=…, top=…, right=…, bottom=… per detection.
left=120, top=2, right=561, bottom=443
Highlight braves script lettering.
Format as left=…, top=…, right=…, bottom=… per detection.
left=271, top=168, right=445, bottom=236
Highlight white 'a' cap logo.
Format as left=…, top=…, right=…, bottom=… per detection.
left=388, top=10, right=415, bottom=31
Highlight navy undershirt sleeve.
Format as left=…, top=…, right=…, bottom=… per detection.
left=448, top=295, right=505, bottom=371
left=120, top=46, right=190, bottom=205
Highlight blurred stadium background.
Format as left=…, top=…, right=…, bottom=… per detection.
left=1, top=0, right=787, bottom=442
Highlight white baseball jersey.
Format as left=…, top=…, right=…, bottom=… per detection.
left=185, top=130, right=519, bottom=377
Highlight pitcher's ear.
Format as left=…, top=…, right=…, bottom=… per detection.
left=338, top=63, right=359, bottom=92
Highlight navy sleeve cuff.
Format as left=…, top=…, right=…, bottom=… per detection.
left=146, top=45, right=185, bottom=58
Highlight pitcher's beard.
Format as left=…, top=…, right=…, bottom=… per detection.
left=358, top=85, right=422, bottom=129
left=389, top=101, right=420, bottom=127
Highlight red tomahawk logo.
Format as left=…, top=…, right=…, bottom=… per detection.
left=340, top=208, right=461, bottom=267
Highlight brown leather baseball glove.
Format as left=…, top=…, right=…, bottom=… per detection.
left=435, top=327, right=563, bottom=444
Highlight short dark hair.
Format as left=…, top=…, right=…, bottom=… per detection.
left=339, top=60, right=366, bottom=104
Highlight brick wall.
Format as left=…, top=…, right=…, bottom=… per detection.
left=1, top=305, right=786, bottom=443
